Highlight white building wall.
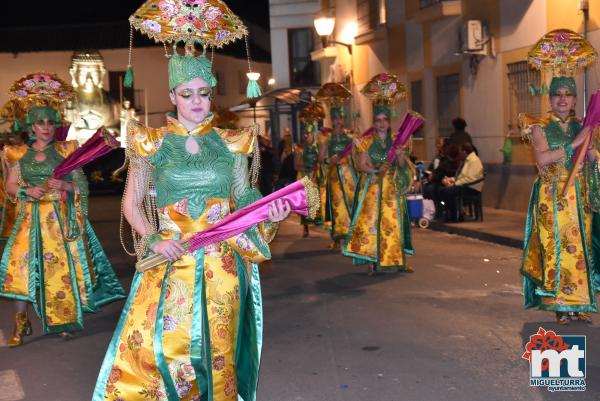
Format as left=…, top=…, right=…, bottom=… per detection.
left=430, top=16, right=462, bottom=67
left=500, top=0, right=547, bottom=52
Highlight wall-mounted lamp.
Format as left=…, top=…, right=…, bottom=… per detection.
left=268, top=78, right=276, bottom=86
left=313, top=15, right=353, bottom=55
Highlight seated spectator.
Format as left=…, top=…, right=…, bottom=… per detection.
left=424, top=140, right=460, bottom=218
left=437, top=142, right=484, bottom=222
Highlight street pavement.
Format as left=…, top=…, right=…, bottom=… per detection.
left=1, top=195, right=599, bottom=401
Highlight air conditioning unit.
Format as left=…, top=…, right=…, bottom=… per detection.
left=459, top=20, right=488, bottom=55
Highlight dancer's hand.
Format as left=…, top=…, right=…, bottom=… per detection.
left=47, top=178, right=74, bottom=192
left=268, top=199, right=291, bottom=223
left=151, top=240, right=186, bottom=262
left=26, top=186, right=47, bottom=199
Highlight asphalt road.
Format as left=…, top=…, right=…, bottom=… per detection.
left=0, top=195, right=598, bottom=401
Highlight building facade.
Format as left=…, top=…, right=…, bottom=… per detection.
left=269, top=0, right=600, bottom=212
left=0, top=48, right=272, bottom=133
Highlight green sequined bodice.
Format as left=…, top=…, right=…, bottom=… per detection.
left=328, top=132, right=352, bottom=157
left=302, top=143, right=319, bottom=171
left=20, top=145, right=70, bottom=186
left=369, top=134, right=392, bottom=165
left=150, top=130, right=233, bottom=213
left=543, top=119, right=580, bottom=168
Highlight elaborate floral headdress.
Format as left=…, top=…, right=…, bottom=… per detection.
left=315, top=82, right=352, bottom=119
left=7, top=73, right=75, bottom=130
left=299, top=102, right=325, bottom=133
left=360, top=73, right=406, bottom=118
left=528, top=29, right=597, bottom=96
left=126, top=0, right=261, bottom=97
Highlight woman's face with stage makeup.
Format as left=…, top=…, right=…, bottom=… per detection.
left=549, top=87, right=576, bottom=116
left=32, top=119, right=56, bottom=143
left=374, top=113, right=390, bottom=134
left=170, top=77, right=212, bottom=125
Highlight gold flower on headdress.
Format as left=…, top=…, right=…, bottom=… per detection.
left=360, top=73, right=407, bottom=104
left=528, top=29, right=597, bottom=76
left=130, top=0, right=248, bottom=48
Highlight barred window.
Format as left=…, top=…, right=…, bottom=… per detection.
left=507, top=61, right=541, bottom=129
left=357, top=0, right=386, bottom=34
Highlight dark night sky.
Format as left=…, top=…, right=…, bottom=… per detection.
left=4, top=1, right=269, bottom=29
left=1, top=1, right=271, bottom=60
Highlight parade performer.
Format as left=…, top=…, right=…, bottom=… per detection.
left=295, top=102, right=325, bottom=237
left=93, top=2, right=295, bottom=400
left=521, top=29, right=600, bottom=325
left=0, top=73, right=125, bottom=347
left=316, top=83, right=357, bottom=249
left=0, top=102, right=27, bottom=241
left=342, top=73, right=414, bottom=275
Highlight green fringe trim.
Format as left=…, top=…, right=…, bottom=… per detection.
left=124, top=66, right=134, bottom=89
left=246, top=79, right=262, bottom=99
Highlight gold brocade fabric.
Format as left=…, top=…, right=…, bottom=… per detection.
left=523, top=174, right=593, bottom=309
left=103, top=199, right=266, bottom=401
left=327, top=160, right=356, bottom=239
left=345, top=171, right=408, bottom=268
left=1, top=199, right=92, bottom=328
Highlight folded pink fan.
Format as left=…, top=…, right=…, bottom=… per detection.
left=135, top=177, right=320, bottom=272
left=562, top=90, right=600, bottom=195
left=52, top=128, right=120, bottom=179
left=387, top=111, right=424, bottom=163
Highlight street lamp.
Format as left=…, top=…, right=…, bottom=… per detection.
left=313, top=15, right=353, bottom=55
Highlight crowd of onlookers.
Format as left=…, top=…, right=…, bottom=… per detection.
left=258, top=117, right=485, bottom=223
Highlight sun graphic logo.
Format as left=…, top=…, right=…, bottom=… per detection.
left=522, top=327, right=586, bottom=392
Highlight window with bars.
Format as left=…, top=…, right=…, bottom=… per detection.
left=436, top=73, right=460, bottom=137
left=507, top=61, right=541, bottom=130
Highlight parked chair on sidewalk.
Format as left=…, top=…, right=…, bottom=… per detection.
left=454, top=174, right=485, bottom=222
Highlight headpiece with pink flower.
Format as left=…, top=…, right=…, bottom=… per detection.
left=528, top=29, right=597, bottom=77
left=360, top=73, right=407, bottom=105
left=8, top=73, right=74, bottom=118
left=126, top=0, right=262, bottom=98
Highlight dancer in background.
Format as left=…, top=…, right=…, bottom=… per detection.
left=316, top=83, right=357, bottom=249
left=343, top=73, right=414, bottom=275
left=296, top=102, right=325, bottom=237
left=0, top=73, right=125, bottom=347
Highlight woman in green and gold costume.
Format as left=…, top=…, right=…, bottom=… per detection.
left=295, top=128, right=323, bottom=237
left=521, top=76, right=600, bottom=324
left=0, top=100, right=125, bottom=347
left=342, top=73, right=413, bottom=275
left=316, top=83, right=357, bottom=249
left=93, top=45, right=291, bottom=400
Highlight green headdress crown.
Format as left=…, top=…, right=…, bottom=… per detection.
left=549, top=76, right=577, bottom=96
left=361, top=73, right=406, bottom=120
left=26, top=106, right=61, bottom=129
left=168, top=49, right=217, bottom=90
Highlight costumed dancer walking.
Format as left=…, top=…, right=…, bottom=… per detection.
left=295, top=102, right=325, bottom=237
left=520, top=29, right=600, bottom=325
left=342, top=73, right=414, bottom=275
left=0, top=73, right=125, bottom=347
left=93, top=2, right=296, bottom=400
left=315, top=83, right=357, bottom=249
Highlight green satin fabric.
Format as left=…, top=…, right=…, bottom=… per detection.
left=302, top=143, right=319, bottom=172
left=327, top=132, right=352, bottom=156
